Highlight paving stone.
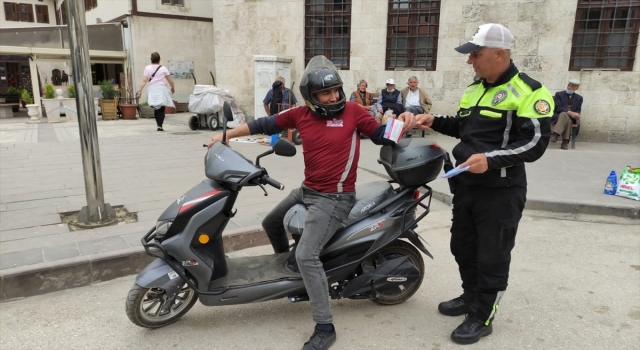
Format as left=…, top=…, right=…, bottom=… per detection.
left=0, top=248, right=43, bottom=269
left=225, top=220, right=241, bottom=231
left=77, top=236, right=129, bottom=255
left=0, top=213, right=61, bottom=231
left=44, top=244, right=80, bottom=262
left=229, top=213, right=264, bottom=228
left=121, top=232, right=144, bottom=247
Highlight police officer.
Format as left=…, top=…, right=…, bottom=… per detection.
left=412, top=23, right=552, bottom=344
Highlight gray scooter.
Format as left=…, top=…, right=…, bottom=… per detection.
left=125, top=102, right=449, bottom=328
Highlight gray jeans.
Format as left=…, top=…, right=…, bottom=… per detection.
left=261, top=184, right=355, bottom=324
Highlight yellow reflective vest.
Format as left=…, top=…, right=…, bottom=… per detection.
left=432, top=63, right=553, bottom=187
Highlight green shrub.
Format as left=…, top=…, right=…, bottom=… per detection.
left=45, top=83, right=55, bottom=99
left=98, top=80, right=116, bottom=99
left=7, top=86, right=20, bottom=95
left=141, top=102, right=149, bottom=106
left=67, top=85, right=75, bottom=98
left=20, top=89, right=33, bottom=104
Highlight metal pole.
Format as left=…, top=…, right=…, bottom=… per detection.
left=64, top=0, right=115, bottom=225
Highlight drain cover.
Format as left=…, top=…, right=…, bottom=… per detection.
left=172, top=132, right=202, bottom=135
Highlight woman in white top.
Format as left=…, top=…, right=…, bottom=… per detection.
left=136, top=52, right=175, bottom=131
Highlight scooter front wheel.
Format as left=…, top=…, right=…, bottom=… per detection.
left=125, top=281, right=198, bottom=328
left=371, top=240, right=425, bottom=306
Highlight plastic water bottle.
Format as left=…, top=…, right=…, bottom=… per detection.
left=604, top=170, right=617, bottom=195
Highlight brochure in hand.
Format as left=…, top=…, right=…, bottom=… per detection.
left=442, top=165, right=470, bottom=179
left=383, top=118, right=405, bottom=143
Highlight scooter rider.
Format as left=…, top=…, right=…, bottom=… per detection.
left=208, top=55, right=416, bottom=350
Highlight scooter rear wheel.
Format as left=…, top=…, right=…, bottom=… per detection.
left=370, top=240, right=425, bottom=306
left=125, top=281, right=198, bottom=328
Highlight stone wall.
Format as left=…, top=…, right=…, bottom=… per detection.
left=212, top=0, right=639, bottom=143
left=212, top=0, right=305, bottom=120
left=130, top=16, right=216, bottom=104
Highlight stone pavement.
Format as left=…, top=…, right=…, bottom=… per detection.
left=0, top=113, right=638, bottom=300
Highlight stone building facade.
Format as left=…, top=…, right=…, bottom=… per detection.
left=212, top=0, right=640, bottom=143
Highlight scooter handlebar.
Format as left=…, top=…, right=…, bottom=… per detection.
left=262, top=176, right=284, bottom=190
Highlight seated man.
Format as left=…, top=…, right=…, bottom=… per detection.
left=374, top=79, right=403, bottom=124
left=263, top=76, right=297, bottom=116
left=401, top=76, right=433, bottom=136
left=400, top=76, right=432, bottom=115
left=349, top=79, right=376, bottom=117
left=550, top=78, right=583, bottom=150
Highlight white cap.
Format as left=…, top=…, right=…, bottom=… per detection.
left=455, top=23, right=513, bottom=54
left=568, top=78, right=581, bottom=85
left=386, top=78, right=396, bottom=85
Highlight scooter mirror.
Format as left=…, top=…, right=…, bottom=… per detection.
left=273, top=138, right=297, bottom=157
left=223, top=102, right=234, bottom=122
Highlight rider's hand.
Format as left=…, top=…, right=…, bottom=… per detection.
left=136, top=91, right=141, bottom=98
left=207, top=134, right=226, bottom=148
left=170, top=87, right=175, bottom=94
left=397, top=112, right=417, bottom=132
left=415, top=114, right=434, bottom=130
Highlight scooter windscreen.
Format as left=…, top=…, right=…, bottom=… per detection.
left=205, top=142, right=262, bottom=186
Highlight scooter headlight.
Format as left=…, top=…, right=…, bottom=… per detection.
left=155, top=220, right=172, bottom=239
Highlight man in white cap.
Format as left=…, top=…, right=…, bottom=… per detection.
left=411, top=23, right=553, bottom=345
left=550, top=78, right=583, bottom=149
left=374, top=78, right=402, bottom=124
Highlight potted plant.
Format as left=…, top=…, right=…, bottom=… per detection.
left=120, top=84, right=138, bottom=120
left=7, top=86, right=21, bottom=111
left=42, top=83, right=62, bottom=123
left=22, top=89, right=40, bottom=123
left=61, top=84, right=78, bottom=121
left=99, top=80, right=118, bottom=120
left=139, top=102, right=154, bottom=118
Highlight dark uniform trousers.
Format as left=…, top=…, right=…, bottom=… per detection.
left=450, top=183, right=527, bottom=322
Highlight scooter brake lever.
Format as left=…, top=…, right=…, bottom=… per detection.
left=257, top=183, right=268, bottom=196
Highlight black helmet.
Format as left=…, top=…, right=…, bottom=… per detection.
left=299, top=56, right=346, bottom=118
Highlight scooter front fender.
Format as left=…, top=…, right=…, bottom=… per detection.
left=135, top=258, right=187, bottom=297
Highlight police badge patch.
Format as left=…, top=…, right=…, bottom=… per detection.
left=534, top=100, right=551, bottom=114
left=491, top=90, right=508, bottom=106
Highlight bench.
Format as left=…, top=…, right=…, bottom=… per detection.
left=0, top=103, right=17, bottom=118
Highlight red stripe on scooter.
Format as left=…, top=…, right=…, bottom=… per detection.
left=179, top=190, right=220, bottom=213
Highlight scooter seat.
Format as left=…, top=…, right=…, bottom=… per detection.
left=345, top=181, right=394, bottom=225
left=283, top=181, right=394, bottom=236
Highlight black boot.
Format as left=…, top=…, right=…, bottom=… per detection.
left=451, top=313, right=493, bottom=345
left=302, top=325, right=336, bottom=350
left=438, top=296, right=470, bottom=316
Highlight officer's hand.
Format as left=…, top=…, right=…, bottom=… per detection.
left=415, top=114, right=434, bottom=130
left=460, top=153, right=489, bottom=173
left=397, top=112, right=416, bottom=131
left=207, top=134, right=227, bottom=148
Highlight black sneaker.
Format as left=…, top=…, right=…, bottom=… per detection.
left=302, top=329, right=336, bottom=350
left=438, top=296, right=470, bottom=316
left=451, top=313, right=493, bottom=345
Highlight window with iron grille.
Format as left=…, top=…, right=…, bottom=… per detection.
left=386, top=0, right=440, bottom=70
left=4, top=2, right=18, bottom=21
left=570, top=0, right=640, bottom=71
left=304, top=0, right=352, bottom=70
left=35, top=4, right=48, bottom=23
left=161, top=0, right=184, bottom=6
left=19, top=3, right=33, bottom=22
left=3, top=2, right=35, bottom=22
